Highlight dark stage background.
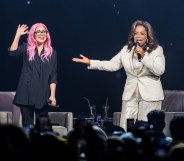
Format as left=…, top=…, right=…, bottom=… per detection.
left=0, top=0, right=184, bottom=118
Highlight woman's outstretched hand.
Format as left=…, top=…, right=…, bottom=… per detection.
left=72, top=54, right=90, bottom=65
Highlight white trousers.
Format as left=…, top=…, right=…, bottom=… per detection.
left=120, top=87, right=162, bottom=131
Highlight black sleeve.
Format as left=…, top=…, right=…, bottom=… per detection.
left=50, top=50, right=58, bottom=84
left=8, top=43, right=27, bottom=56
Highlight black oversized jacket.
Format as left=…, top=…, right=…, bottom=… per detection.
left=9, top=43, right=58, bottom=109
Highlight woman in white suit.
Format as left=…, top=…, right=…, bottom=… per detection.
left=72, top=20, right=165, bottom=131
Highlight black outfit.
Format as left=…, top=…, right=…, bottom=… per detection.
left=9, top=43, right=58, bottom=127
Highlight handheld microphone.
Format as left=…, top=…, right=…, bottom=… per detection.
left=135, top=41, right=141, bottom=62
left=47, top=99, right=59, bottom=107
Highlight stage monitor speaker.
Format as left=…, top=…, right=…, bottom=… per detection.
left=164, top=112, right=184, bottom=137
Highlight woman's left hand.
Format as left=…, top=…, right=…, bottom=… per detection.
left=48, top=97, right=56, bottom=107
left=135, top=46, right=145, bottom=58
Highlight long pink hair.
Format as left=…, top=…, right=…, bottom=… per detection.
left=27, top=23, right=53, bottom=61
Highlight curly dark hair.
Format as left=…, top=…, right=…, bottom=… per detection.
left=127, top=20, right=159, bottom=53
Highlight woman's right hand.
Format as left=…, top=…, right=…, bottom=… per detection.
left=72, top=54, right=91, bottom=65
left=9, top=24, right=29, bottom=51
left=16, top=24, right=29, bottom=36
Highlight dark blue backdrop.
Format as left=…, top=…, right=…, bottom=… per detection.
left=0, top=0, right=184, bottom=117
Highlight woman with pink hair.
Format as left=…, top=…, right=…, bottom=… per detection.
left=9, top=23, right=58, bottom=129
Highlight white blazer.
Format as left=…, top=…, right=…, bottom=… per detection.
left=88, top=45, right=165, bottom=101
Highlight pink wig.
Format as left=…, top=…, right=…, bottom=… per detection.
left=27, top=23, right=53, bottom=61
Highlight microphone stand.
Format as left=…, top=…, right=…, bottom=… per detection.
left=102, top=97, right=109, bottom=119
left=84, top=97, right=96, bottom=118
